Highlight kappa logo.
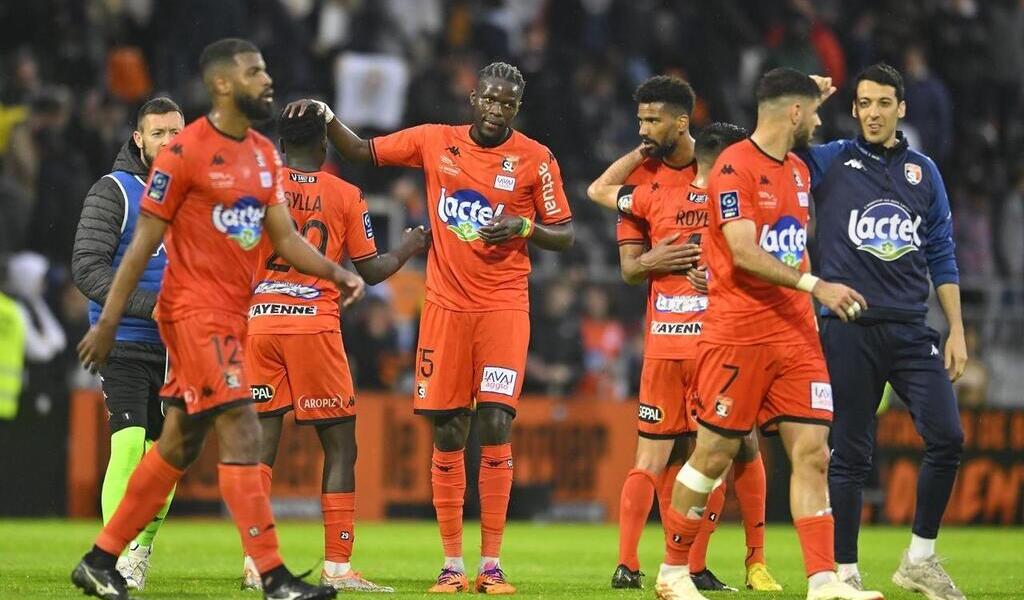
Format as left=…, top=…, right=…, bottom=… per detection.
left=844, top=158, right=865, bottom=171
left=759, top=175, right=771, bottom=185
left=651, top=182, right=661, bottom=191
left=211, top=153, right=225, bottom=166
left=169, top=143, right=183, bottom=155
left=447, top=145, right=461, bottom=157
left=931, top=344, right=940, bottom=357
left=719, top=164, right=735, bottom=175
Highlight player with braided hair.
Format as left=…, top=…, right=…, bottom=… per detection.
left=284, top=60, right=574, bottom=594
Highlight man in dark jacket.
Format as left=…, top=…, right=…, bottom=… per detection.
left=71, top=97, right=183, bottom=592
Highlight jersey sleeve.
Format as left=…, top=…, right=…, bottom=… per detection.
left=798, top=140, right=849, bottom=191
left=266, top=143, right=287, bottom=207
left=616, top=212, right=647, bottom=246
left=533, top=151, right=572, bottom=225
left=922, top=158, right=959, bottom=287
left=140, top=142, right=190, bottom=221
left=343, top=188, right=379, bottom=263
left=709, top=161, right=756, bottom=226
left=369, top=124, right=431, bottom=168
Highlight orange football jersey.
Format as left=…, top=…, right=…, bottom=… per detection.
left=141, top=117, right=285, bottom=321
left=247, top=167, right=378, bottom=335
left=370, top=124, right=572, bottom=312
left=702, top=139, right=817, bottom=347
left=616, top=158, right=697, bottom=246
left=623, top=182, right=710, bottom=359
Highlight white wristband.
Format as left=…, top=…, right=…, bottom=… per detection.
left=796, top=273, right=820, bottom=293
left=312, top=100, right=335, bottom=124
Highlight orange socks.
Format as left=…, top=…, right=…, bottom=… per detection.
left=618, top=468, right=656, bottom=570
left=431, top=447, right=466, bottom=558
left=479, top=443, right=513, bottom=558
left=688, top=482, right=726, bottom=572
left=219, top=464, right=283, bottom=573
left=795, top=515, right=835, bottom=577
left=96, top=445, right=183, bottom=556
left=734, top=454, right=767, bottom=565
left=258, top=463, right=273, bottom=496
left=322, top=492, right=355, bottom=562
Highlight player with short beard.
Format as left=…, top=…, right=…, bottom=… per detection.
left=656, top=68, right=881, bottom=600
left=591, top=75, right=781, bottom=593
left=71, top=97, right=184, bottom=592
left=72, top=38, right=364, bottom=600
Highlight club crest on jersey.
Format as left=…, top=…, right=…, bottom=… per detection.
left=792, top=168, right=804, bottom=188
left=147, top=170, right=171, bottom=202
left=719, top=190, right=740, bottom=219
left=437, top=187, right=506, bottom=242
left=212, top=196, right=265, bottom=250
left=904, top=163, right=922, bottom=185
left=848, top=199, right=922, bottom=261
left=501, top=155, right=519, bottom=173
left=759, top=215, right=806, bottom=268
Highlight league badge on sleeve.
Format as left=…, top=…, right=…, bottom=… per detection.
left=719, top=190, right=740, bottom=220
left=147, top=170, right=171, bottom=203
left=363, top=212, right=375, bottom=239
left=904, top=163, right=922, bottom=186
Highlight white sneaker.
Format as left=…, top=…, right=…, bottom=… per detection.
left=321, top=569, right=395, bottom=592
left=892, top=549, right=966, bottom=600
left=806, top=580, right=884, bottom=600
left=115, top=542, right=151, bottom=591
left=241, top=555, right=262, bottom=591
left=654, top=574, right=710, bottom=600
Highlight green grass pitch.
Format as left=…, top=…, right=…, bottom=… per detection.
left=1, top=519, right=1021, bottom=598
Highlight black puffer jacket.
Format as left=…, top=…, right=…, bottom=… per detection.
left=71, top=138, right=165, bottom=363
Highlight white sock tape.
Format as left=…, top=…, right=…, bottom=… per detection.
left=676, top=463, right=717, bottom=493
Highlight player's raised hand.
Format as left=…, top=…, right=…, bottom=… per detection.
left=810, top=75, right=837, bottom=103
left=334, top=268, right=366, bottom=310
left=478, top=215, right=526, bottom=246
left=687, top=265, right=709, bottom=294
left=77, top=324, right=116, bottom=373
left=282, top=99, right=334, bottom=122
left=944, top=328, right=968, bottom=381
left=640, top=233, right=701, bottom=274
left=402, top=225, right=432, bottom=255
left=811, top=280, right=868, bottom=322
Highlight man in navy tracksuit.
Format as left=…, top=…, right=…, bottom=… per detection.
left=801, top=64, right=967, bottom=600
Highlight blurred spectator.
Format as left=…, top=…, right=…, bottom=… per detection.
left=5, top=252, right=65, bottom=364
left=0, top=257, right=26, bottom=420
left=903, top=44, right=953, bottom=164
left=525, top=282, right=582, bottom=397
left=345, top=296, right=402, bottom=390
left=578, top=285, right=626, bottom=398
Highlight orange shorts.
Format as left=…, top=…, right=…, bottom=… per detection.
left=244, top=331, right=355, bottom=424
left=695, top=342, right=833, bottom=436
left=638, top=358, right=698, bottom=439
left=413, top=302, right=529, bottom=416
left=159, top=311, right=251, bottom=416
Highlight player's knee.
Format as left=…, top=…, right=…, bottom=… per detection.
left=924, top=423, right=964, bottom=464
left=477, top=407, right=513, bottom=445
left=794, top=441, right=830, bottom=477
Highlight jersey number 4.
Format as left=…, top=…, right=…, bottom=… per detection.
left=265, top=219, right=329, bottom=272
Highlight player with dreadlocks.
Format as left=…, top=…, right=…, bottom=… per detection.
left=238, top=107, right=430, bottom=593
left=285, top=61, right=575, bottom=594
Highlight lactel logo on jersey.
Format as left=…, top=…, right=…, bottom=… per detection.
left=480, top=366, right=517, bottom=396
left=848, top=199, right=922, bottom=261
left=438, top=187, right=506, bottom=242
left=759, top=215, right=806, bottom=268
left=654, top=294, right=708, bottom=314
left=213, top=196, right=265, bottom=250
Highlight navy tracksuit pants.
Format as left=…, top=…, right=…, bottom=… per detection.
left=821, top=317, right=964, bottom=563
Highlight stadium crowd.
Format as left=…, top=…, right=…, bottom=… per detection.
left=0, top=0, right=1022, bottom=414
